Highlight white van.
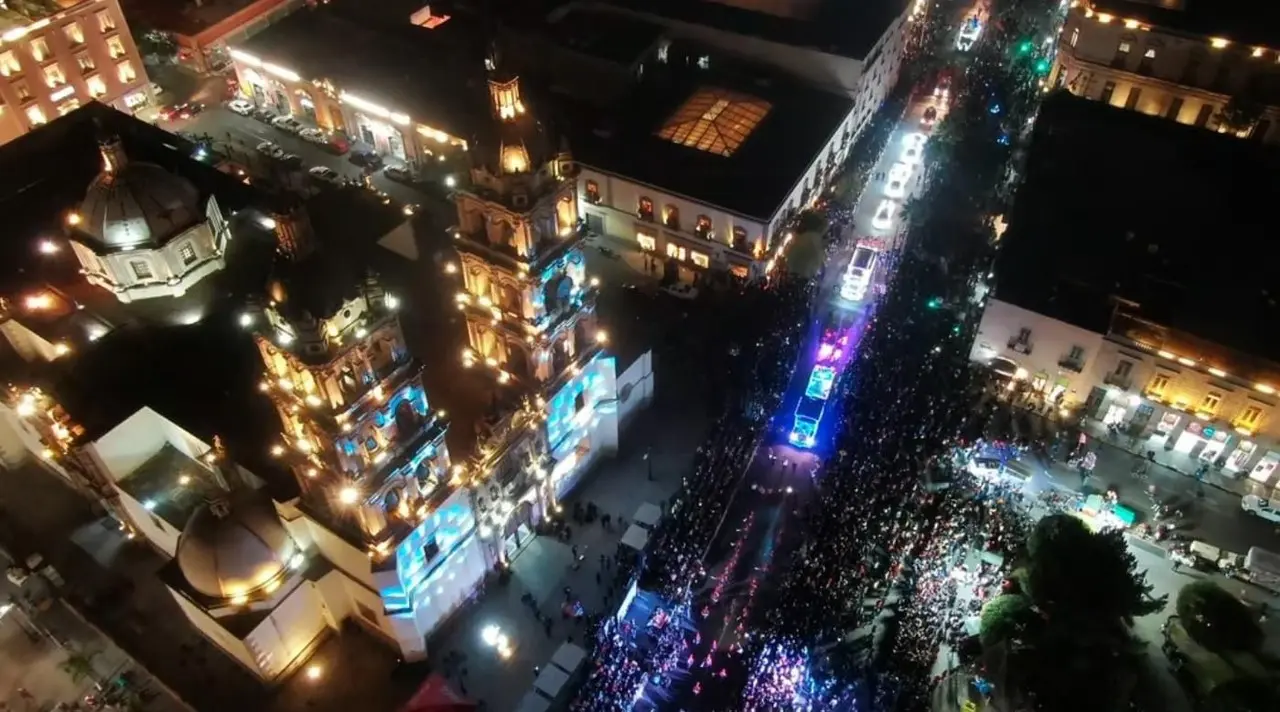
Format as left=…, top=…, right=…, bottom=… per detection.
left=843, top=245, right=878, bottom=299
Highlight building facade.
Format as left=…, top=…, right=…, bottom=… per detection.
left=0, top=0, right=150, bottom=145
left=971, top=298, right=1280, bottom=489
left=450, top=59, right=620, bottom=563
left=1051, top=2, right=1280, bottom=142
left=227, top=42, right=468, bottom=166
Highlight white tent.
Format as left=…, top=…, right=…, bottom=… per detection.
left=513, top=691, right=551, bottom=712
left=620, top=524, right=650, bottom=552
left=633, top=502, right=662, bottom=530
left=550, top=642, right=587, bottom=675
left=533, top=664, right=570, bottom=700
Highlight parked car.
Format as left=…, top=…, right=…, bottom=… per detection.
left=227, top=99, right=254, bottom=116
left=383, top=165, right=416, bottom=183
left=1241, top=495, right=1280, bottom=523
left=159, top=102, right=205, bottom=122
left=308, top=166, right=343, bottom=185
left=661, top=283, right=698, bottom=301
left=299, top=128, right=328, bottom=144
left=256, top=141, right=284, bottom=159
left=278, top=153, right=303, bottom=168
left=323, top=137, right=350, bottom=155
left=251, top=107, right=276, bottom=123
left=349, top=149, right=383, bottom=168
left=270, top=115, right=304, bottom=133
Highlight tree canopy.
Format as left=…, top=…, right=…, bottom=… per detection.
left=979, top=592, right=1032, bottom=646
left=1176, top=580, right=1263, bottom=653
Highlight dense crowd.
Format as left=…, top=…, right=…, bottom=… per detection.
left=569, top=0, right=1060, bottom=708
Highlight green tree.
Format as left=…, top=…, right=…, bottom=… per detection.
left=979, top=592, right=1032, bottom=646
left=1176, top=580, right=1263, bottom=653
left=59, top=649, right=99, bottom=684
left=794, top=209, right=828, bottom=235
left=134, top=29, right=177, bottom=62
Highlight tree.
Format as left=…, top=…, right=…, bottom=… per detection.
left=1176, top=580, right=1263, bottom=653
left=794, top=209, right=828, bottom=235
left=59, top=649, right=99, bottom=684
left=1024, top=513, right=1164, bottom=623
left=134, top=29, right=178, bottom=63
left=1217, top=95, right=1264, bottom=136
left=979, top=592, right=1032, bottom=646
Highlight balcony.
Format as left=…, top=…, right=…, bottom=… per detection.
left=1007, top=339, right=1032, bottom=355
left=1058, top=356, right=1085, bottom=373
left=1103, top=372, right=1132, bottom=389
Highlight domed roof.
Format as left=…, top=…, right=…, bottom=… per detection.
left=79, top=138, right=201, bottom=251
left=176, top=490, right=296, bottom=601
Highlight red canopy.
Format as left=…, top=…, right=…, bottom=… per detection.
left=400, top=674, right=478, bottom=712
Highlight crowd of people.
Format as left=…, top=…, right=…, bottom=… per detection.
left=567, top=0, right=1060, bottom=708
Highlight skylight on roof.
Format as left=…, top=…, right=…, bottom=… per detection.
left=657, top=88, right=772, bottom=157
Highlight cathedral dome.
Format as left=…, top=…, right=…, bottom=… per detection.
left=175, top=490, right=297, bottom=601
left=79, top=137, right=201, bottom=251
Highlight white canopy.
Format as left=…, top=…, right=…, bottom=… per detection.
left=550, top=642, right=587, bottom=674
left=533, top=664, right=570, bottom=698
left=621, top=524, right=650, bottom=552
left=633, top=502, right=662, bottom=529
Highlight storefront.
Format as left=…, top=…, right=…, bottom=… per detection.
left=240, top=66, right=291, bottom=114
left=348, top=109, right=408, bottom=161
left=1224, top=440, right=1257, bottom=475
left=1171, top=421, right=1232, bottom=463
left=1250, top=451, right=1280, bottom=484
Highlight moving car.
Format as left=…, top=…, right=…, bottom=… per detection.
left=661, top=283, right=698, bottom=300
left=884, top=162, right=912, bottom=200
left=159, top=102, right=205, bottom=122
left=871, top=200, right=897, bottom=231
left=256, top=141, right=284, bottom=159
left=957, top=16, right=982, bottom=52
left=270, top=115, right=304, bottom=133
left=384, top=165, right=417, bottom=183
left=251, top=107, right=276, bottom=123
left=308, top=166, right=343, bottom=185
left=1241, top=495, right=1280, bottom=523
left=227, top=99, right=254, bottom=116
left=841, top=244, right=879, bottom=301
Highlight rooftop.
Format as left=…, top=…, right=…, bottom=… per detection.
left=594, top=0, right=906, bottom=60
left=994, top=93, right=1280, bottom=364
left=0, top=0, right=78, bottom=33
left=234, top=0, right=489, bottom=139
left=120, top=0, right=291, bottom=40
left=116, top=443, right=227, bottom=529
left=554, top=37, right=852, bottom=220
left=543, top=5, right=664, bottom=65
left=1089, top=0, right=1280, bottom=49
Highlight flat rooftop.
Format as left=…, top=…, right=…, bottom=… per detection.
left=545, top=5, right=664, bottom=65
left=1091, top=0, right=1280, bottom=50
left=234, top=0, right=488, bottom=138
left=555, top=35, right=852, bottom=220
left=0, top=0, right=79, bottom=33
left=116, top=444, right=227, bottom=528
left=595, top=0, right=906, bottom=60
left=994, top=93, right=1280, bottom=363
left=120, top=0, right=290, bottom=39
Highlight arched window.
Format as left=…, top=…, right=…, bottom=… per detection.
left=695, top=215, right=712, bottom=239
left=663, top=204, right=680, bottom=229
left=731, top=226, right=748, bottom=251
left=637, top=197, right=654, bottom=221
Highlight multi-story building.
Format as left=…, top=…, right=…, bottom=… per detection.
left=1051, top=0, right=1280, bottom=142
left=121, top=0, right=306, bottom=73
left=970, top=93, right=1280, bottom=491
left=449, top=51, right=621, bottom=562
left=0, top=0, right=150, bottom=145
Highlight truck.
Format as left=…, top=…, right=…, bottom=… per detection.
left=789, top=395, right=826, bottom=449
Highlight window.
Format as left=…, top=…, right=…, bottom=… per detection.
left=87, top=75, right=106, bottom=97
left=0, top=51, right=19, bottom=76
left=15, top=81, right=31, bottom=102
left=663, top=204, right=680, bottom=229
left=1144, top=48, right=1156, bottom=59
left=117, top=61, right=136, bottom=83
left=635, top=231, right=656, bottom=251
left=637, top=196, right=654, bottom=221
left=691, top=251, right=710, bottom=268
left=665, top=243, right=687, bottom=261
left=1099, top=80, right=1116, bottom=104
left=1015, top=327, right=1031, bottom=343
left=1238, top=405, right=1264, bottom=427
left=179, top=243, right=197, bottom=265
left=25, top=105, right=46, bottom=126
left=29, top=38, right=49, bottom=62
left=421, top=535, right=440, bottom=562
left=695, top=215, right=712, bottom=239
left=1067, top=345, right=1085, bottom=361
left=1118, top=42, right=1131, bottom=54
left=57, top=99, right=80, bottom=115
left=64, top=22, right=84, bottom=46
left=107, top=36, right=125, bottom=59
left=44, top=64, right=65, bottom=87
left=1070, top=28, right=1079, bottom=47
left=76, top=52, right=94, bottom=72
left=1165, top=96, right=1184, bottom=121
left=656, top=88, right=772, bottom=157
left=584, top=180, right=600, bottom=204
left=1147, top=373, right=1170, bottom=396
left=1114, top=360, right=1133, bottom=378
left=130, top=260, right=153, bottom=279
left=731, top=225, right=748, bottom=251
left=97, top=10, right=116, bottom=32
left=1199, top=392, right=1221, bottom=413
